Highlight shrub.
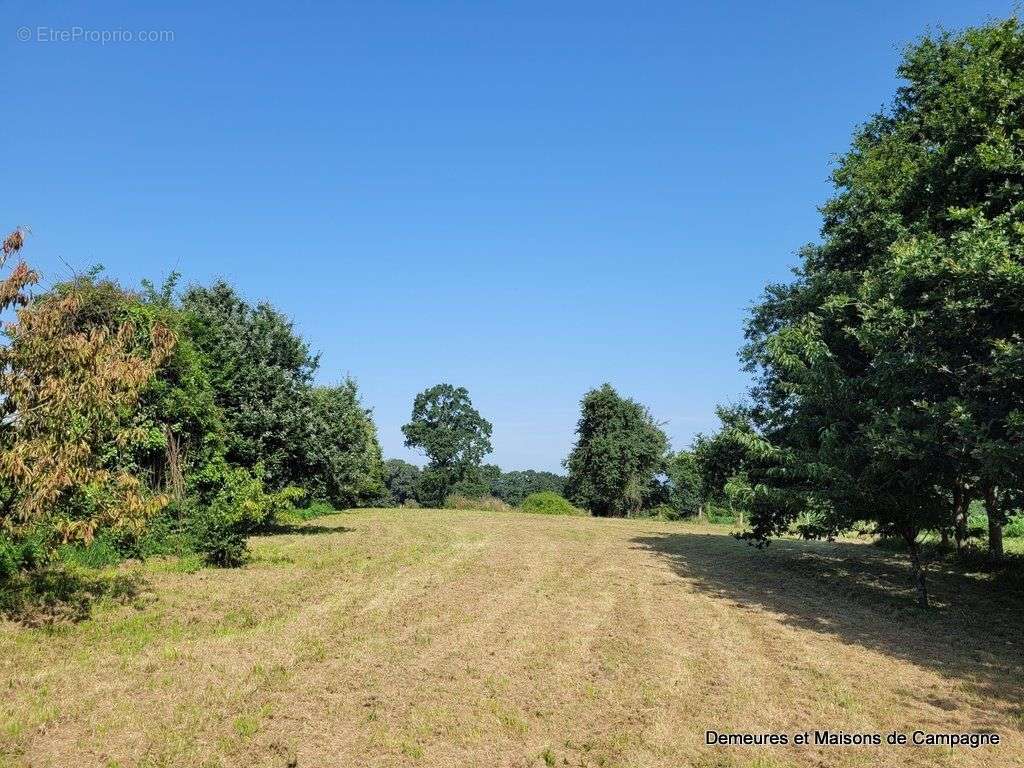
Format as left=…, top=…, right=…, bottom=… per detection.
left=626, top=503, right=680, bottom=520
left=58, top=534, right=124, bottom=569
left=187, top=464, right=306, bottom=566
left=135, top=503, right=193, bottom=558
left=443, top=494, right=512, bottom=513
left=520, top=492, right=584, bottom=516
left=646, top=503, right=679, bottom=520
left=1005, top=514, right=1024, bottom=539
left=189, top=500, right=248, bottom=567
left=296, top=500, right=337, bottom=521
left=0, top=531, right=48, bottom=584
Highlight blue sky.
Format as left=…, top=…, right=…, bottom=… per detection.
left=2, top=0, right=1011, bottom=471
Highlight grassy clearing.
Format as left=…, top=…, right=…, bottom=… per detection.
left=1, top=509, right=1021, bottom=767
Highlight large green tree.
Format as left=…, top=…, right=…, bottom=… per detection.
left=564, top=384, right=668, bottom=517
left=135, top=273, right=226, bottom=501
left=180, top=281, right=318, bottom=491
left=665, top=451, right=702, bottom=518
left=742, top=16, right=1024, bottom=604
left=401, top=383, right=493, bottom=505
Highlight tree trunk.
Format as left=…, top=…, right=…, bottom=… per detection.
left=697, top=504, right=704, bottom=522
left=989, top=518, right=1004, bottom=562
left=940, top=528, right=950, bottom=548
left=906, top=537, right=929, bottom=609
left=984, top=486, right=1005, bottom=564
left=952, top=489, right=969, bottom=553
left=164, top=424, right=185, bottom=500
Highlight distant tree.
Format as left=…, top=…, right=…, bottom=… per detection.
left=301, top=381, right=385, bottom=508
left=383, top=459, right=421, bottom=505
left=564, top=384, right=668, bottom=517
left=491, top=469, right=567, bottom=506
left=666, top=451, right=702, bottom=517
left=402, top=383, right=493, bottom=505
left=477, top=463, right=503, bottom=491
left=691, top=405, right=756, bottom=514
left=414, top=467, right=453, bottom=508
left=447, top=462, right=502, bottom=499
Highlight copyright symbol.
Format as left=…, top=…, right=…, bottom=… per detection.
left=16, top=26, right=31, bottom=42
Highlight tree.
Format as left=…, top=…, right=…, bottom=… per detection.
left=491, top=469, right=567, bottom=506
left=665, top=451, right=701, bottom=517
left=564, top=384, right=668, bottom=517
left=692, top=406, right=756, bottom=514
left=446, top=462, right=502, bottom=499
left=301, top=381, right=385, bottom=508
left=135, top=273, right=226, bottom=502
left=740, top=17, right=1024, bottom=604
left=401, top=383, right=493, bottom=505
left=181, top=281, right=318, bottom=491
left=383, top=459, right=421, bottom=505
left=0, top=232, right=175, bottom=548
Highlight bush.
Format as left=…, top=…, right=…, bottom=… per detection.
left=703, top=503, right=736, bottom=525
left=519, top=492, right=584, bottom=516
left=1005, top=514, right=1024, bottom=539
left=187, top=464, right=306, bottom=566
left=0, top=531, right=48, bottom=584
left=189, top=500, right=248, bottom=567
left=294, top=500, right=337, bottom=521
left=443, top=494, right=512, bottom=513
left=626, top=503, right=681, bottom=520
left=58, top=534, right=124, bottom=569
left=647, top=503, right=679, bottom=520
left=134, top=505, right=192, bottom=561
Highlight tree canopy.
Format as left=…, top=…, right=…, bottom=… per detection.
left=181, top=281, right=319, bottom=491
left=401, top=383, right=493, bottom=505
left=739, top=17, right=1024, bottom=605
left=564, top=384, right=668, bottom=517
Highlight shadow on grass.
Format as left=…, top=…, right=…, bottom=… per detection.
left=257, top=523, right=354, bottom=537
left=0, top=566, right=149, bottom=627
left=632, top=531, right=1024, bottom=716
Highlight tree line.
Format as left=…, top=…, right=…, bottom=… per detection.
left=0, top=250, right=386, bottom=572
left=714, top=16, right=1024, bottom=607
left=388, top=380, right=743, bottom=526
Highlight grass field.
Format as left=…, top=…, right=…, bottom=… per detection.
left=1, top=509, right=1022, bottom=768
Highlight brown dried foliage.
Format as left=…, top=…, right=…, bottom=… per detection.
left=0, top=229, right=176, bottom=543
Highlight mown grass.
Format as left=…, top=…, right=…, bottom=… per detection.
left=0, top=508, right=1020, bottom=768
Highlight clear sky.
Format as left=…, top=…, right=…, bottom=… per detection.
left=2, top=0, right=1012, bottom=471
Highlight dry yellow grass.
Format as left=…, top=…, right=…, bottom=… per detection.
left=1, top=509, right=1021, bottom=768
